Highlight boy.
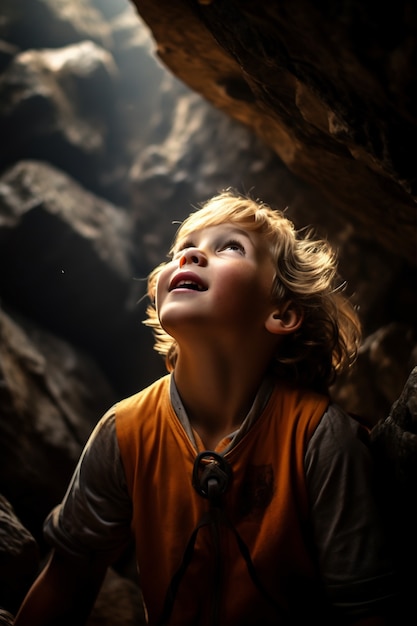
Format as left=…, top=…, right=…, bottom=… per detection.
left=15, top=190, right=397, bottom=625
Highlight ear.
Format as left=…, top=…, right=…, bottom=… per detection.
left=265, top=302, right=303, bottom=335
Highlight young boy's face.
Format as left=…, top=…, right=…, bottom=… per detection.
left=155, top=223, right=278, bottom=341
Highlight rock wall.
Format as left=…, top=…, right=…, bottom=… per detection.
left=0, top=0, right=415, bottom=623
left=132, top=0, right=416, bottom=263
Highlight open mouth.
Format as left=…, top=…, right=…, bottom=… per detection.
left=173, top=280, right=206, bottom=291
left=169, top=272, right=208, bottom=292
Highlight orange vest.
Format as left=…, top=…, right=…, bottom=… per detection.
left=116, top=375, right=329, bottom=626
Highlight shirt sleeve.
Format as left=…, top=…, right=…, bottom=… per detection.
left=43, top=408, right=133, bottom=566
left=305, top=404, right=398, bottom=620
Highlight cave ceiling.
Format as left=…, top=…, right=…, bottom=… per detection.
left=131, top=0, right=416, bottom=265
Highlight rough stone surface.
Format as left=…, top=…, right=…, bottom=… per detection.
left=370, top=367, right=417, bottom=623
left=131, top=0, right=416, bottom=264
left=0, top=41, right=120, bottom=196
left=0, top=306, right=117, bottom=542
left=0, top=159, right=146, bottom=394
left=0, top=0, right=415, bottom=622
left=87, top=568, right=146, bottom=626
left=0, top=495, right=39, bottom=614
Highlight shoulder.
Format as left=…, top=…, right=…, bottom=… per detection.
left=317, top=404, right=370, bottom=442
left=114, top=375, right=176, bottom=469
left=305, top=403, right=372, bottom=474
left=78, top=407, right=123, bottom=486
left=116, top=374, right=171, bottom=416
left=268, top=382, right=330, bottom=444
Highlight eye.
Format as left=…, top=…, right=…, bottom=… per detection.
left=221, top=239, right=246, bottom=254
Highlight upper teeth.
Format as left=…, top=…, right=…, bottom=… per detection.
left=176, top=280, right=203, bottom=291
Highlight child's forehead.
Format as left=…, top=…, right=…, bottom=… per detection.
left=173, top=222, right=253, bottom=244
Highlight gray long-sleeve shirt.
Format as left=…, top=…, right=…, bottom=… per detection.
left=44, top=374, right=396, bottom=620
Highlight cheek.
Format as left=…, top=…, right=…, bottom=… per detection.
left=211, top=268, right=261, bottom=308
left=228, top=268, right=274, bottom=311
left=155, top=267, right=171, bottom=310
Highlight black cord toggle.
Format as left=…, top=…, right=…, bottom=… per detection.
left=158, top=450, right=285, bottom=624
left=192, top=451, right=232, bottom=501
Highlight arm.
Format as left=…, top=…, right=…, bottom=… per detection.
left=14, top=550, right=107, bottom=626
left=306, top=406, right=398, bottom=625
left=15, top=411, right=133, bottom=625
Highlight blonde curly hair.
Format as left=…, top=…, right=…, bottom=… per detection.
left=144, top=189, right=361, bottom=391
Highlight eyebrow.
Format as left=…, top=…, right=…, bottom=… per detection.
left=224, top=227, right=252, bottom=239
left=180, top=226, right=251, bottom=242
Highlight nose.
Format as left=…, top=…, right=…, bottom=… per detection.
left=179, top=247, right=207, bottom=268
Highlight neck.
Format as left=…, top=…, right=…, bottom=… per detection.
left=173, top=336, right=275, bottom=448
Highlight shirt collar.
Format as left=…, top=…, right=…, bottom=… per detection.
left=169, top=373, right=274, bottom=453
